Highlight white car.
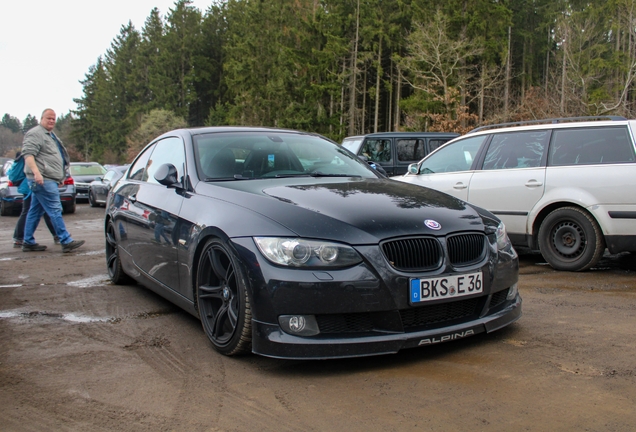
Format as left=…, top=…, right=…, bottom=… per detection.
left=395, top=116, right=636, bottom=271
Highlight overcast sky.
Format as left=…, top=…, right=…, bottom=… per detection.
left=0, top=0, right=209, bottom=122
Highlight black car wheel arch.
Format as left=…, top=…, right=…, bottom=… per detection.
left=196, top=237, right=252, bottom=356
left=538, top=206, right=605, bottom=271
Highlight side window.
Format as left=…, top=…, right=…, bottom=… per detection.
left=396, top=139, right=426, bottom=162
left=549, top=126, right=635, bottom=166
left=428, top=139, right=451, bottom=153
left=146, top=137, right=186, bottom=184
left=419, top=136, right=487, bottom=174
left=128, top=146, right=153, bottom=181
left=482, top=130, right=549, bottom=170
left=361, top=139, right=392, bottom=162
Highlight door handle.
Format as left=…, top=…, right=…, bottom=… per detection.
left=127, top=195, right=137, bottom=203
left=525, top=180, right=543, bottom=187
left=453, top=182, right=468, bottom=190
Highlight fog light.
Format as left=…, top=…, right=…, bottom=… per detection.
left=507, top=283, right=518, bottom=300
left=279, top=315, right=320, bottom=336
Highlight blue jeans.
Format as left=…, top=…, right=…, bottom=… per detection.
left=24, top=179, right=73, bottom=246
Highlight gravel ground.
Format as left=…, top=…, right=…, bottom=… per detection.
left=1, top=204, right=635, bottom=431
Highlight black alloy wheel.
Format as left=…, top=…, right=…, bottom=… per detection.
left=196, top=238, right=251, bottom=356
left=538, top=206, right=605, bottom=272
left=106, top=220, right=131, bottom=284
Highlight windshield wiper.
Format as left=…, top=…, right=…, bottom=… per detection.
left=308, top=171, right=362, bottom=177
left=204, top=175, right=254, bottom=182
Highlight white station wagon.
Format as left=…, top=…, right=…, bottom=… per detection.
left=396, top=116, right=636, bottom=271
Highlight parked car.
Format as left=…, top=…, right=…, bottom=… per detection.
left=104, top=126, right=521, bottom=359
left=396, top=116, right=636, bottom=272
left=88, top=165, right=129, bottom=207
left=70, top=162, right=107, bottom=202
left=0, top=159, right=77, bottom=215
left=341, top=132, right=460, bottom=176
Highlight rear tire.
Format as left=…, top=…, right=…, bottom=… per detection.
left=106, top=221, right=132, bottom=284
left=0, top=200, right=9, bottom=216
left=538, top=206, right=605, bottom=271
left=63, top=200, right=76, bottom=214
left=196, top=238, right=252, bottom=356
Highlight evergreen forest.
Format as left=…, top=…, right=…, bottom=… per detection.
left=2, top=0, right=636, bottom=164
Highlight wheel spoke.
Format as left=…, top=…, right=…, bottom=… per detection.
left=106, top=230, right=117, bottom=248
left=210, top=248, right=229, bottom=280
left=228, top=297, right=238, bottom=327
left=198, top=283, right=224, bottom=300
left=213, top=303, right=230, bottom=339
left=107, top=253, right=117, bottom=272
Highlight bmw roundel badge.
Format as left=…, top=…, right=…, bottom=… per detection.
left=424, top=219, right=442, bottom=230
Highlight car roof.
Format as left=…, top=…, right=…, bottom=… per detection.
left=363, top=132, right=460, bottom=138
left=466, top=116, right=632, bottom=135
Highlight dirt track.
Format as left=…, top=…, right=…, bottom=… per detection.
left=1, top=204, right=635, bottom=431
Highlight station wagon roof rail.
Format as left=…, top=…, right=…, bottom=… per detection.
left=467, top=115, right=628, bottom=134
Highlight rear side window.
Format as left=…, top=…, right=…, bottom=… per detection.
left=549, top=126, right=635, bottom=166
left=482, top=130, right=549, bottom=170
left=361, top=139, right=392, bottom=162
left=396, top=139, right=426, bottom=161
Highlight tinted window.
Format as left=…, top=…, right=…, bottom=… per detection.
left=361, top=139, right=391, bottom=162
left=128, top=146, right=152, bottom=181
left=396, top=139, right=426, bottom=162
left=549, top=126, right=635, bottom=166
left=146, top=137, right=186, bottom=184
left=194, top=132, right=376, bottom=180
left=482, top=130, right=549, bottom=170
left=419, top=136, right=487, bottom=174
left=429, top=139, right=451, bottom=152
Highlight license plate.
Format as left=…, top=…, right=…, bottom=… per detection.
left=410, top=272, right=483, bottom=304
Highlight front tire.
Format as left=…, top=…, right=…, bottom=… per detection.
left=89, top=190, right=98, bottom=207
left=538, top=206, right=605, bottom=271
left=196, top=238, right=251, bottom=356
left=106, top=221, right=131, bottom=284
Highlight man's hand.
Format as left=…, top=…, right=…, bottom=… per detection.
left=24, top=155, right=44, bottom=186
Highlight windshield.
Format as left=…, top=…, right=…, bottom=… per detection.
left=70, top=164, right=107, bottom=176
left=194, top=132, right=378, bottom=180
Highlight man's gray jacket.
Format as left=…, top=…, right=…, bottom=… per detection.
left=21, top=125, right=70, bottom=183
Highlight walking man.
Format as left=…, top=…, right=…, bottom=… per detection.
left=21, top=108, right=84, bottom=253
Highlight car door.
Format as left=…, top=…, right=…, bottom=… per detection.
left=125, top=137, right=186, bottom=291
left=467, top=130, right=550, bottom=237
left=360, top=138, right=394, bottom=174
left=398, top=135, right=488, bottom=201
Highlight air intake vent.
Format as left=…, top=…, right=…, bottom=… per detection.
left=381, top=237, right=442, bottom=271
left=447, top=233, right=487, bottom=266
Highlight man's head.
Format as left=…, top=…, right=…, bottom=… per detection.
left=40, top=109, right=56, bottom=131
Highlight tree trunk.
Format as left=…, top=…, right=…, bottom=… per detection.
left=348, top=0, right=360, bottom=136
left=374, top=37, right=382, bottom=133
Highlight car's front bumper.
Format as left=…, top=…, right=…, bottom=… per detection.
left=252, top=294, right=521, bottom=359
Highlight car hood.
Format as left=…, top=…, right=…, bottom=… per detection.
left=198, top=178, right=486, bottom=244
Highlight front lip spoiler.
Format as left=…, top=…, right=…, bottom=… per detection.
left=251, top=295, right=522, bottom=360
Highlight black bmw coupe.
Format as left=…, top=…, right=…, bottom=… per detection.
left=105, top=127, right=521, bottom=359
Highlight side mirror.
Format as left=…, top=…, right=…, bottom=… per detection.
left=407, top=163, right=419, bottom=175
left=154, top=163, right=182, bottom=188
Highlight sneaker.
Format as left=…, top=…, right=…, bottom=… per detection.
left=61, top=240, right=85, bottom=253
left=22, top=243, right=47, bottom=252
left=54, top=236, right=61, bottom=245
left=13, top=240, right=23, bottom=248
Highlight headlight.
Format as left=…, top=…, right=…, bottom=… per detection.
left=496, top=221, right=511, bottom=250
left=254, top=237, right=362, bottom=267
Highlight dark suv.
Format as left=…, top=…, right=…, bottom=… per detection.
left=342, top=132, right=459, bottom=176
